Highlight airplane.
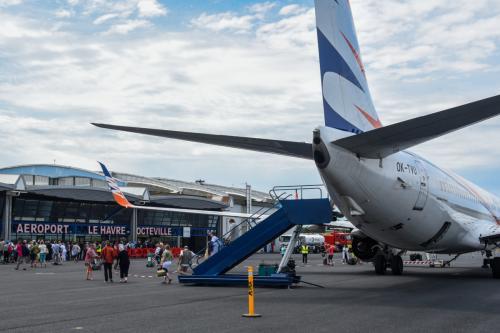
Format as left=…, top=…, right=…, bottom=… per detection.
left=93, top=0, right=500, bottom=278
left=98, top=161, right=265, bottom=220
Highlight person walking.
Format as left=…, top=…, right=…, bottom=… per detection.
left=96, top=242, right=102, bottom=257
left=101, top=241, right=115, bottom=283
left=15, top=240, right=29, bottom=270
left=51, top=242, right=60, bottom=265
left=71, top=243, right=81, bottom=263
left=4, top=241, right=12, bottom=264
left=46, top=241, right=53, bottom=262
left=208, top=232, right=222, bottom=256
left=154, top=242, right=163, bottom=267
left=30, top=241, right=40, bottom=268
left=60, top=242, right=67, bottom=263
left=177, top=245, right=195, bottom=274
left=342, top=245, right=350, bottom=264
left=84, top=243, right=98, bottom=280
left=117, top=244, right=130, bottom=283
left=327, top=244, right=335, bottom=266
left=300, top=243, right=309, bottom=264
left=160, top=244, right=173, bottom=284
left=79, top=242, right=85, bottom=261
left=280, top=244, right=287, bottom=257
left=39, top=240, right=48, bottom=268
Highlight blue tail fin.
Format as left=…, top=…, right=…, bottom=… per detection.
left=315, top=0, right=381, bottom=134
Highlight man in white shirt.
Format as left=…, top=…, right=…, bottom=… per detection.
left=71, top=243, right=81, bottom=263
left=208, top=232, right=222, bottom=256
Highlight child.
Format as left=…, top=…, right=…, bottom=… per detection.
left=84, top=243, right=97, bottom=280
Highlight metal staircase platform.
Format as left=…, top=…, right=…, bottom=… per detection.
left=178, top=198, right=331, bottom=287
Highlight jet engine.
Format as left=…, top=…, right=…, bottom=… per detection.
left=351, top=232, right=380, bottom=261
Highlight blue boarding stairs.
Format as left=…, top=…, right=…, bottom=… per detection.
left=178, top=186, right=331, bottom=287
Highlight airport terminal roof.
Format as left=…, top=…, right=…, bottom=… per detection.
left=0, top=164, right=272, bottom=206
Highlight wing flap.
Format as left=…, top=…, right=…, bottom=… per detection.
left=92, top=123, right=313, bottom=160
left=332, top=94, right=500, bottom=158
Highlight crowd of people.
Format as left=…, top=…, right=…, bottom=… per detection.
left=279, top=242, right=357, bottom=266
left=0, top=238, right=199, bottom=285
left=0, top=239, right=87, bottom=267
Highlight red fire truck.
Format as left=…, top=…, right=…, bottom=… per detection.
left=324, top=231, right=351, bottom=250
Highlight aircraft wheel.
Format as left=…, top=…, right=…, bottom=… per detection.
left=491, top=258, right=500, bottom=279
left=374, top=255, right=386, bottom=275
left=391, top=255, right=403, bottom=275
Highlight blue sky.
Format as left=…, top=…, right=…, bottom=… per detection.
left=0, top=0, right=500, bottom=195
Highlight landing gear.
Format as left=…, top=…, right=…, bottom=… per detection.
left=373, top=249, right=404, bottom=276
left=491, top=258, right=500, bottom=279
left=374, top=255, right=387, bottom=275
left=391, top=255, right=403, bottom=275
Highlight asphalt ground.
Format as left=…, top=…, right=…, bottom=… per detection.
left=0, top=252, right=499, bottom=333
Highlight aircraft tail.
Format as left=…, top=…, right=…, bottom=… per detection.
left=315, top=0, right=381, bottom=134
left=98, top=161, right=133, bottom=208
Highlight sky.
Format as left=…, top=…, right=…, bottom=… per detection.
left=0, top=0, right=500, bottom=195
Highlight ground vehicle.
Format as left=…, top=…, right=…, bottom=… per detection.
left=278, top=233, right=325, bottom=253
left=324, top=231, right=351, bottom=250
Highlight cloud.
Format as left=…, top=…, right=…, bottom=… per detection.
left=0, top=14, right=53, bottom=38
left=351, top=0, right=500, bottom=81
left=278, top=4, right=307, bottom=16
left=55, top=9, right=73, bottom=18
left=190, top=12, right=256, bottom=33
left=64, top=0, right=168, bottom=33
left=190, top=2, right=277, bottom=33
left=137, top=0, right=167, bottom=17
left=93, top=13, right=120, bottom=25
left=248, top=1, right=276, bottom=19
left=104, top=19, right=150, bottom=35
left=257, top=8, right=316, bottom=52
left=0, top=0, right=22, bottom=6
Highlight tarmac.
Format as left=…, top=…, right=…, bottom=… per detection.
left=0, top=252, right=499, bottom=333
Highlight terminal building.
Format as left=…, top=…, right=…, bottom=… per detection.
left=0, top=164, right=274, bottom=252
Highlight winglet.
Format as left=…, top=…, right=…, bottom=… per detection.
left=98, top=161, right=133, bottom=208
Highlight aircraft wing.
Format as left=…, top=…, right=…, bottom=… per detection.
left=98, top=162, right=265, bottom=219
left=332, top=94, right=500, bottom=159
left=92, top=123, right=313, bottom=160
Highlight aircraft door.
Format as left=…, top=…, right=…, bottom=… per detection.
left=413, top=160, right=429, bottom=211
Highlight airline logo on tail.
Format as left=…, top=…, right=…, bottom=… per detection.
left=98, top=162, right=133, bottom=208
left=315, top=0, right=382, bottom=134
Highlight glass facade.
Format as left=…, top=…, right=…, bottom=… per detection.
left=137, top=210, right=219, bottom=250
left=11, top=196, right=132, bottom=242
left=9, top=195, right=220, bottom=252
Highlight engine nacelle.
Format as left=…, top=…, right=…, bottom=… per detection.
left=351, top=234, right=379, bottom=261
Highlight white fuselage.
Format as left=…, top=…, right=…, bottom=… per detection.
left=316, top=126, right=500, bottom=254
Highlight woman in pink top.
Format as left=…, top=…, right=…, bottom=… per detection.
left=327, top=245, right=335, bottom=266
left=84, top=243, right=97, bottom=280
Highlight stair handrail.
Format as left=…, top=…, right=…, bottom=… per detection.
left=270, top=184, right=326, bottom=201
left=193, top=192, right=289, bottom=260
